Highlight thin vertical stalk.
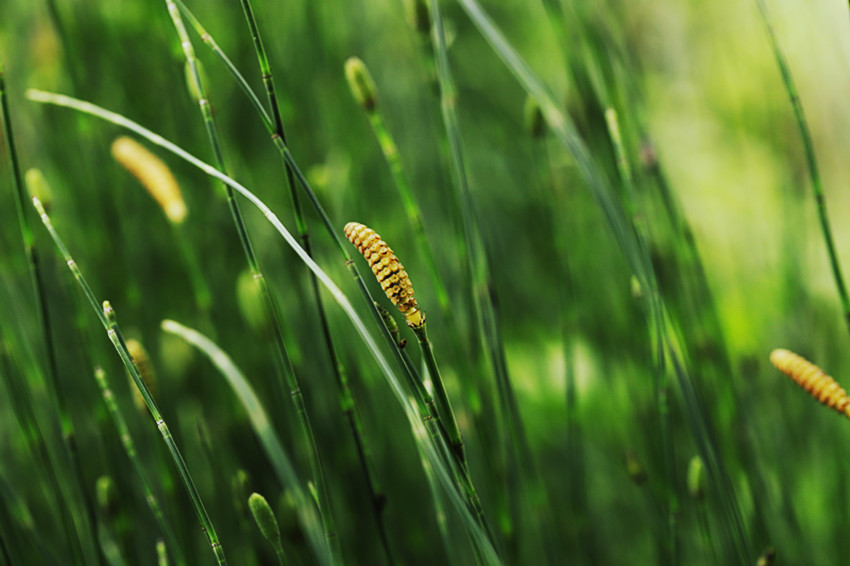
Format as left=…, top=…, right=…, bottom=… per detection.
left=453, top=1, right=753, bottom=561
left=231, top=10, right=392, bottom=560
left=164, top=3, right=341, bottom=563
left=93, top=366, right=187, bottom=566
left=412, top=323, right=465, bottom=466
left=26, top=90, right=502, bottom=564
left=606, top=106, right=678, bottom=565
left=756, top=0, right=850, bottom=338
left=425, top=1, right=539, bottom=560
left=30, top=196, right=228, bottom=566
left=164, top=12, right=448, bottom=558
left=0, top=60, right=98, bottom=566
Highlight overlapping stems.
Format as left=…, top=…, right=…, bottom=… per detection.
left=27, top=88, right=502, bottom=565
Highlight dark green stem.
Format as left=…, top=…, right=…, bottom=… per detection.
left=31, top=197, right=227, bottom=565
left=1, top=60, right=98, bottom=566
left=93, top=367, right=187, bottom=566
left=165, top=3, right=340, bottom=562
left=757, top=0, right=850, bottom=338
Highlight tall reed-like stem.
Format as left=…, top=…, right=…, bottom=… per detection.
left=93, top=366, right=186, bottom=566
left=756, top=0, right=850, bottom=339
left=164, top=3, right=341, bottom=563
left=30, top=196, right=228, bottom=566
left=230, top=14, right=389, bottom=548
left=27, top=89, right=502, bottom=565
left=1, top=60, right=98, bottom=566
left=454, top=1, right=753, bottom=561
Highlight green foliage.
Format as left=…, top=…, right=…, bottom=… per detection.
left=2, top=0, right=850, bottom=565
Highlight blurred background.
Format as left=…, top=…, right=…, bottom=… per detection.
left=2, top=0, right=850, bottom=564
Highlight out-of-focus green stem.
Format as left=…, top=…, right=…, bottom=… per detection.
left=757, top=0, right=850, bottom=338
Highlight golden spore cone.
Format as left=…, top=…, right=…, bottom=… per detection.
left=344, top=222, right=422, bottom=326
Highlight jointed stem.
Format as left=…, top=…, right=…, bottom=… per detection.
left=93, top=367, right=187, bottom=566
left=166, top=2, right=341, bottom=562
left=31, top=197, right=228, bottom=566
left=757, top=0, right=850, bottom=339
left=1, top=61, right=98, bottom=566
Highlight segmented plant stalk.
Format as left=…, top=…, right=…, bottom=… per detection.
left=93, top=366, right=186, bottom=566
left=425, top=3, right=544, bottom=559
left=229, top=2, right=396, bottom=560
left=756, top=0, right=850, bottom=340
left=344, top=58, right=483, bottom=427
left=1, top=61, right=98, bottom=566
left=172, top=16, right=390, bottom=556
left=31, top=196, right=227, bottom=565
left=770, top=349, right=850, bottom=417
left=344, top=222, right=494, bottom=544
left=164, top=4, right=340, bottom=562
left=456, top=1, right=753, bottom=562
left=343, top=57, right=452, bottom=316
left=27, top=88, right=502, bottom=565
left=165, top=2, right=439, bottom=413
left=606, top=105, right=678, bottom=565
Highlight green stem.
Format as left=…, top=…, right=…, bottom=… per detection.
left=412, top=323, right=465, bottom=466
left=165, top=3, right=341, bottom=562
left=1, top=60, right=97, bottom=566
left=93, top=367, right=187, bottom=566
left=606, top=106, right=678, bottom=565
left=31, top=196, right=228, bottom=565
left=756, top=0, right=850, bottom=338
left=26, top=88, right=502, bottom=564
left=232, top=0, right=392, bottom=559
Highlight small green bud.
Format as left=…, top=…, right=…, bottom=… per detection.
left=96, top=475, right=117, bottom=517
left=687, top=455, right=706, bottom=501
left=345, top=57, right=378, bottom=113
left=523, top=96, right=545, bottom=139
left=248, top=492, right=281, bottom=544
left=25, top=169, right=54, bottom=211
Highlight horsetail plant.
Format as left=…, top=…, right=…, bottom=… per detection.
left=225, top=4, right=396, bottom=560
left=343, top=57, right=469, bottom=371
left=30, top=195, right=228, bottom=565
left=423, top=3, right=544, bottom=559
left=770, top=349, right=850, bottom=417
left=343, top=221, right=494, bottom=543
left=27, top=88, right=502, bottom=564
left=164, top=3, right=341, bottom=562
